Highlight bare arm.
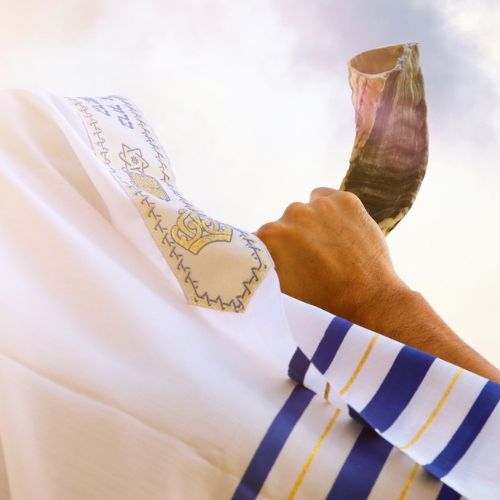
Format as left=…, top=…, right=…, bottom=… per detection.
left=256, top=187, right=500, bottom=382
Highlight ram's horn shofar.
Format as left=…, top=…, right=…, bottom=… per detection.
left=341, top=43, right=428, bottom=235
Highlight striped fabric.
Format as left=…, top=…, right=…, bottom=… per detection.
left=234, top=297, right=499, bottom=499
left=1, top=91, right=497, bottom=500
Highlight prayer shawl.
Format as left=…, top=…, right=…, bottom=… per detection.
left=0, top=90, right=498, bottom=500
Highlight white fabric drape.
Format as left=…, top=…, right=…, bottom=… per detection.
left=0, top=90, right=497, bottom=500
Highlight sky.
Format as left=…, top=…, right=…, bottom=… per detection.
left=1, top=0, right=499, bottom=364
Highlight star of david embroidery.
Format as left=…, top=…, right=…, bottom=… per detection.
left=119, top=144, right=149, bottom=172
left=70, top=97, right=269, bottom=312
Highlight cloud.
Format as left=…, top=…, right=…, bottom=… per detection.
left=273, top=0, right=500, bottom=159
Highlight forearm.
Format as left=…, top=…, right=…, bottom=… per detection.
left=347, top=286, right=500, bottom=382
left=257, top=188, right=500, bottom=383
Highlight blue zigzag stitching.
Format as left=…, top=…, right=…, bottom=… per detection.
left=111, top=95, right=173, bottom=183
left=67, top=97, right=268, bottom=313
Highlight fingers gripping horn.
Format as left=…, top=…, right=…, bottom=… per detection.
left=340, top=43, right=429, bottom=235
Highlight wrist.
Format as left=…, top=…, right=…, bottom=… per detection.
left=347, top=279, right=419, bottom=340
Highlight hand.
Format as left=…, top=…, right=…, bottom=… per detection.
left=256, top=187, right=408, bottom=323
left=256, top=187, right=500, bottom=381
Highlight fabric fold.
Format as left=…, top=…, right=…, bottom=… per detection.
left=282, top=294, right=499, bottom=499
left=1, top=89, right=497, bottom=500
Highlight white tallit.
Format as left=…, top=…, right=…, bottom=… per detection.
left=0, top=90, right=497, bottom=499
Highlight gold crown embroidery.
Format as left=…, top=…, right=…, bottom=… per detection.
left=171, top=209, right=232, bottom=255
left=69, top=96, right=269, bottom=313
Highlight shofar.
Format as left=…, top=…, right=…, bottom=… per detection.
left=341, top=43, right=428, bottom=235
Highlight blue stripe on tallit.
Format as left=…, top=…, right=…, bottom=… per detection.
left=326, top=425, right=393, bottom=499
left=288, top=316, right=351, bottom=385
left=310, top=316, right=352, bottom=373
left=348, top=405, right=374, bottom=429
left=360, top=345, right=435, bottom=432
left=425, top=380, right=499, bottom=479
left=436, top=482, right=461, bottom=500
left=288, top=348, right=310, bottom=384
left=232, top=385, right=315, bottom=500
left=234, top=317, right=352, bottom=498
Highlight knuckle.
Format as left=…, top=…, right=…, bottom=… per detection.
left=255, top=222, right=274, bottom=238
left=283, top=201, right=310, bottom=218
left=310, top=187, right=323, bottom=198
left=255, top=221, right=285, bottom=242
left=310, top=187, right=331, bottom=199
left=338, top=190, right=362, bottom=208
left=312, top=195, right=333, bottom=210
